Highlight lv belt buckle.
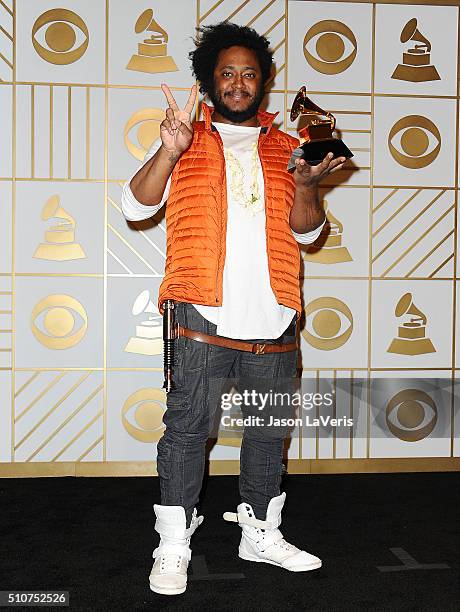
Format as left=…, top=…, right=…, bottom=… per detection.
left=253, top=343, right=266, bottom=355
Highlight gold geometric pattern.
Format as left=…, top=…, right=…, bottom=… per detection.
left=16, top=84, right=102, bottom=180
left=0, top=0, right=13, bottom=81
left=372, top=189, right=455, bottom=278
left=13, top=370, right=103, bottom=462
left=107, top=183, right=166, bottom=276
left=0, top=281, right=13, bottom=370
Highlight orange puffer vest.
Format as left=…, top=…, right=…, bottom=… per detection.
left=158, top=103, right=301, bottom=319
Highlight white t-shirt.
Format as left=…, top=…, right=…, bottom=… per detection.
left=121, top=122, right=326, bottom=339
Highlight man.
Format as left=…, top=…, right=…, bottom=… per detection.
left=122, top=22, right=345, bottom=596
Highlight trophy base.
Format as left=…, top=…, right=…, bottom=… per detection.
left=387, top=337, right=436, bottom=355
left=33, top=242, right=86, bottom=260
left=391, top=63, right=440, bottom=82
left=124, top=337, right=163, bottom=355
left=126, top=54, right=178, bottom=74
left=299, top=138, right=353, bottom=166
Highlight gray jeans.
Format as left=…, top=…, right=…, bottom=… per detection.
left=156, top=302, right=298, bottom=526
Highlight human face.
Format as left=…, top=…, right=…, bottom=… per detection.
left=209, top=46, right=265, bottom=126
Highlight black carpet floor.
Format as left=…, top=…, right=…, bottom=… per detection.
left=1, top=472, right=459, bottom=612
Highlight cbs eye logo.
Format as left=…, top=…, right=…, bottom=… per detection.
left=303, top=20, right=357, bottom=75
left=31, top=294, right=87, bottom=349
left=388, top=115, right=441, bottom=169
left=302, top=297, right=353, bottom=350
left=121, top=388, right=166, bottom=442
left=385, top=389, right=437, bottom=442
left=32, top=9, right=89, bottom=65
left=124, top=108, right=164, bottom=160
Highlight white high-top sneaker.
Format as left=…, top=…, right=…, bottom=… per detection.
left=223, top=492, right=321, bottom=572
left=149, top=505, right=204, bottom=595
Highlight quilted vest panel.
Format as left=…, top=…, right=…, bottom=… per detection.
left=158, top=105, right=302, bottom=319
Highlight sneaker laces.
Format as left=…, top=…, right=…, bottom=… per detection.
left=158, top=553, right=184, bottom=574
left=259, top=530, right=299, bottom=554
left=275, top=538, right=299, bottom=553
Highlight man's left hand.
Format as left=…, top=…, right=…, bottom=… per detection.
left=293, top=152, right=347, bottom=187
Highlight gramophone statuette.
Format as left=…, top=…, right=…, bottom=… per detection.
left=288, top=85, right=353, bottom=168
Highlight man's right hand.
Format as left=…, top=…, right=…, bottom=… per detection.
left=160, top=83, right=197, bottom=157
left=127, top=83, right=197, bottom=207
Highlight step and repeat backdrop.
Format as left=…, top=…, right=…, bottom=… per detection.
left=1, top=0, right=460, bottom=476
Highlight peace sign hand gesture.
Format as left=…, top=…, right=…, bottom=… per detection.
left=160, top=83, right=197, bottom=156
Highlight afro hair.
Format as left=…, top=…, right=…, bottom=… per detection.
left=189, top=21, right=274, bottom=95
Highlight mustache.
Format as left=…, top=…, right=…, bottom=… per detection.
left=224, top=90, right=252, bottom=97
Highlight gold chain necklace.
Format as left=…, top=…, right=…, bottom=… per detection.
left=224, top=142, right=263, bottom=215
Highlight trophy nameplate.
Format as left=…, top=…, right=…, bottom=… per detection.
left=289, top=86, right=353, bottom=166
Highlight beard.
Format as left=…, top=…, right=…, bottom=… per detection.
left=208, top=80, right=265, bottom=123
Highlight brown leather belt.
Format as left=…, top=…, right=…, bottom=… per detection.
left=176, top=323, right=297, bottom=354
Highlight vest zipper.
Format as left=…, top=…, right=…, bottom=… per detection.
left=211, top=129, right=226, bottom=304
left=257, top=133, right=272, bottom=292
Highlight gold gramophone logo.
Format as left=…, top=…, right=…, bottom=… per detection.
left=124, top=108, right=164, bottom=160
left=391, top=18, right=440, bottom=82
left=31, top=294, right=88, bottom=349
left=126, top=8, right=178, bottom=74
left=124, top=290, right=163, bottom=356
left=303, top=20, right=357, bottom=75
left=302, top=297, right=353, bottom=350
left=385, top=389, right=437, bottom=441
left=32, top=9, right=89, bottom=65
left=388, top=115, right=441, bottom=169
left=33, top=195, right=86, bottom=261
left=121, top=388, right=166, bottom=442
left=303, top=201, right=352, bottom=264
left=387, top=293, right=436, bottom=355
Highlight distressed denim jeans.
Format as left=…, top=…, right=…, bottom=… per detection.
left=156, top=302, right=298, bottom=526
